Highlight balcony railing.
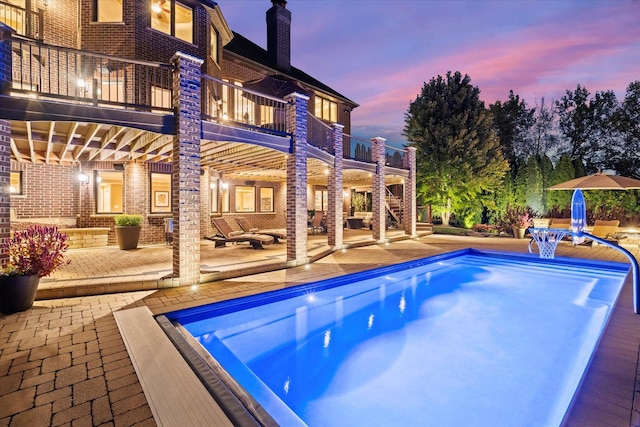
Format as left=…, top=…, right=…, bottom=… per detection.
left=202, top=75, right=289, bottom=136
left=385, top=145, right=405, bottom=168
left=0, top=1, right=43, bottom=40
left=307, top=113, right=335, bottom=154
left=10, top=35, right=174, bottom=112
left=344, top=134, right=373, bottom=163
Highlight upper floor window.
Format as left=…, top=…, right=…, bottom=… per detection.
left=96, top=0, right=123, bottom=22
left=96, top=171, right=124, bottom=214
left=210, top=24, right=219, bottom=64
left=150, top=0, right=193, bottom=44
left=315, top=96, right=337, bottom=122
left=9, top=171, right=23, bottom=195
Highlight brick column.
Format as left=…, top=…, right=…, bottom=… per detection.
left=403, top=147, right=417, bottom=237
left=171, top=52, right=203, bottom=285
left=0, top=24, right=15, bottom=267
left=285, top=92, right=309, bottom=264
left=371, top=137, right=386, bottom=243
left=327, top=123, right=344, bottom=248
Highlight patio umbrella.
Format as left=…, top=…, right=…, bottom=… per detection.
left=547, top=172, right=640, bottom=190
left=547, top=172, right=640, bottom=243
left=547, top=172, right=640, bottom=314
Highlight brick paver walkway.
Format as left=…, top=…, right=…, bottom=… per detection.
left=1, top=234, right=639, bottom=426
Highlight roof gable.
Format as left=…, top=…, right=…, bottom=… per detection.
left=224, top=31, right=358, bottom=107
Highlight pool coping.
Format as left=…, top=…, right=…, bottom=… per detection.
left=156, top=249, right=636, bottom=426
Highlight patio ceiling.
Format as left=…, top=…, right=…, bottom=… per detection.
left=9, top=120, right=403, bottom=187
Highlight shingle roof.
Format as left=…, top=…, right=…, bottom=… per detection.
left=224, top=31, right=358, bottom=108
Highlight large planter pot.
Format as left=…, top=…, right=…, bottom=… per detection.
left=0, top=274, right=40, bottom=314
left=512, top=226, right=526, bottom=239
left=115, top=226, right=141, bottom=250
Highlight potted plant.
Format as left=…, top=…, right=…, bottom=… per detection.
left=0, top=225, right=70, bottom=314
left=114, top=214, right=143, bottom=250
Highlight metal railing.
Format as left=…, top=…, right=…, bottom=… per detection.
left=0, top=1, right=43, bottom=40
left=306, top=113, right=334, bottom=154
left=202, top=75, right=289, bottom=136
left=10, top=35, right=174, bottom=112
left=344, top=134, right=373, bottom=163
left=385, top=145, right=405, bottom=169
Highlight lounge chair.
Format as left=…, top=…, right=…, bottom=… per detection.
left=235, top=216, right=286, bottom=243
left=587, top=220, right=624, bottom=246
left=207, top=217, right=274, bottom=249
left=309, top=211, right=325, bottom=235
left=550, top=218, right=571, bottom=230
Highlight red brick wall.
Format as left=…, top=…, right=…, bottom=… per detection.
left=10, top=162, right=78, bottom=218
left=42, top=0, right=78, bottom=48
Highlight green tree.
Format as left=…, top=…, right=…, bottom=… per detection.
left=514, top=156, right=543, bottom=213
left=404, top=71, right=509, bottom=225
left=556, top=85, right=619, bottom=173
left=489, top=90, right=534, bottom=168
left=546, top=154, right=575, bottom=210
left=612, top=81, right=640, bottom=178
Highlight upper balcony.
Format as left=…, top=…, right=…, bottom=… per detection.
left=1, top=34, right=410, bottom=175
left=0, top=0, right=43, bottom=40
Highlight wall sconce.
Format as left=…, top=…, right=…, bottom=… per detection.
left=210, top=183, right=216, bottom=190
left=221, top=182, right=228, bottom=190
left=78, top=172, right=89, bottom=185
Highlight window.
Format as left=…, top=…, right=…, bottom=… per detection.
left=314, top=96, right=337, bottom=122
left=221, top=80, right=255, bottom=124
left=150, top=0, right=193, bottom=43
left=97, top=0, right=123, bottom=22
left=210, top=181, right=218, bottom=212
left=221, top=183, right=229, bottom=212
left=235, top=186, right=255, bottom=212
left=315, top=189, right=328, bottom=212
left=151, top=173, right=171, bottom=213
left=260, top=188, right=274, bottom=212
left=9, top=171, right=22, bottom=195
left=210, top=25, right=218, bottom=64
left=151, top=85, right=171, bottom=110
left=1, top=0, right=26, bottom=35
left=96, top=171, right=124, bottom=214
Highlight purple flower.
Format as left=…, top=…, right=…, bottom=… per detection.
left=2, top=225, right=71, bottom=278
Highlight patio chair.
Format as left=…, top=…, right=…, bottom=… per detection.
left=309, top=211, right=325, bottom=235
left=588, top=220, right=624, bottom=246
left=235, top=216, right=286, bottom=243
left=207, top=217, right=274, bottom=249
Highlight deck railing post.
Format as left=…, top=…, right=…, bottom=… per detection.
left=327, top=123, right=344, bottom=249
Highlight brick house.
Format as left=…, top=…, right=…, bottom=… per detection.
left=0, top=0, right=416, bottom=286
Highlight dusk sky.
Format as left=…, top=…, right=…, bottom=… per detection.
left=219, top=0, right=640, bottom=148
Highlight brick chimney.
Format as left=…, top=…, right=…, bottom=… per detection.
left=266, top=0, right=291, bottom=72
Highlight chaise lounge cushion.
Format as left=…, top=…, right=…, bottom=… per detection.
left=208, top=218, right=274, bottom=249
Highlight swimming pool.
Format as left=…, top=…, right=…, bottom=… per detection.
left=163, top=249, right=629, bottom=426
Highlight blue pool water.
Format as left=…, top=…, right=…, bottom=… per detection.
left=167, top=249, right=629, bottom=427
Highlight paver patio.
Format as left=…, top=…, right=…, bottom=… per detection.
left=2, top=233, right=640, bottom=426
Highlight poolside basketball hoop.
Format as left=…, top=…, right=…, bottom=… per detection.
left=528, top=228, right=569, bottom=259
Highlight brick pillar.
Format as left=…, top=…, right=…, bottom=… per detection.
left=327, top=123, right=344, bottom=248
left=371, top=137, right=386, bottom=243
left=171, top=52, right=203, bottom=285
left=403, top=147, right=417, bottom=237
left=285, top=92, right=309, bottom=264
left=0, top=24, right=15, bottom=267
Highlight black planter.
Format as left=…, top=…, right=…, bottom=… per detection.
left=0, top=274, right=40, bottom=314
left=115, top=226, right=141, bottom=250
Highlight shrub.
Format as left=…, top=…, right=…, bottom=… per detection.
left=114, top=214, right=143, bottom=227
left=2, top=225, right=70, bottom=278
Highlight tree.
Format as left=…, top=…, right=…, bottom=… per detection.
left=404, top=71, right=509, bottom=225
left=489, top=90, right=534, bottom=168
left=546, top=154, right=575, bottom=211
left=556, top=85, right=619, bottom=173
left=528, top=98, right=560, bottom=159
left=612, top=81, right=640, bottom=178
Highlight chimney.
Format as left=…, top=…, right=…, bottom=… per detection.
left=266, top=0, right=291, bottom=72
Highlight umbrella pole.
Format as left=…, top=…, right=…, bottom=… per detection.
left=581, top=232, right=640, bottom=314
